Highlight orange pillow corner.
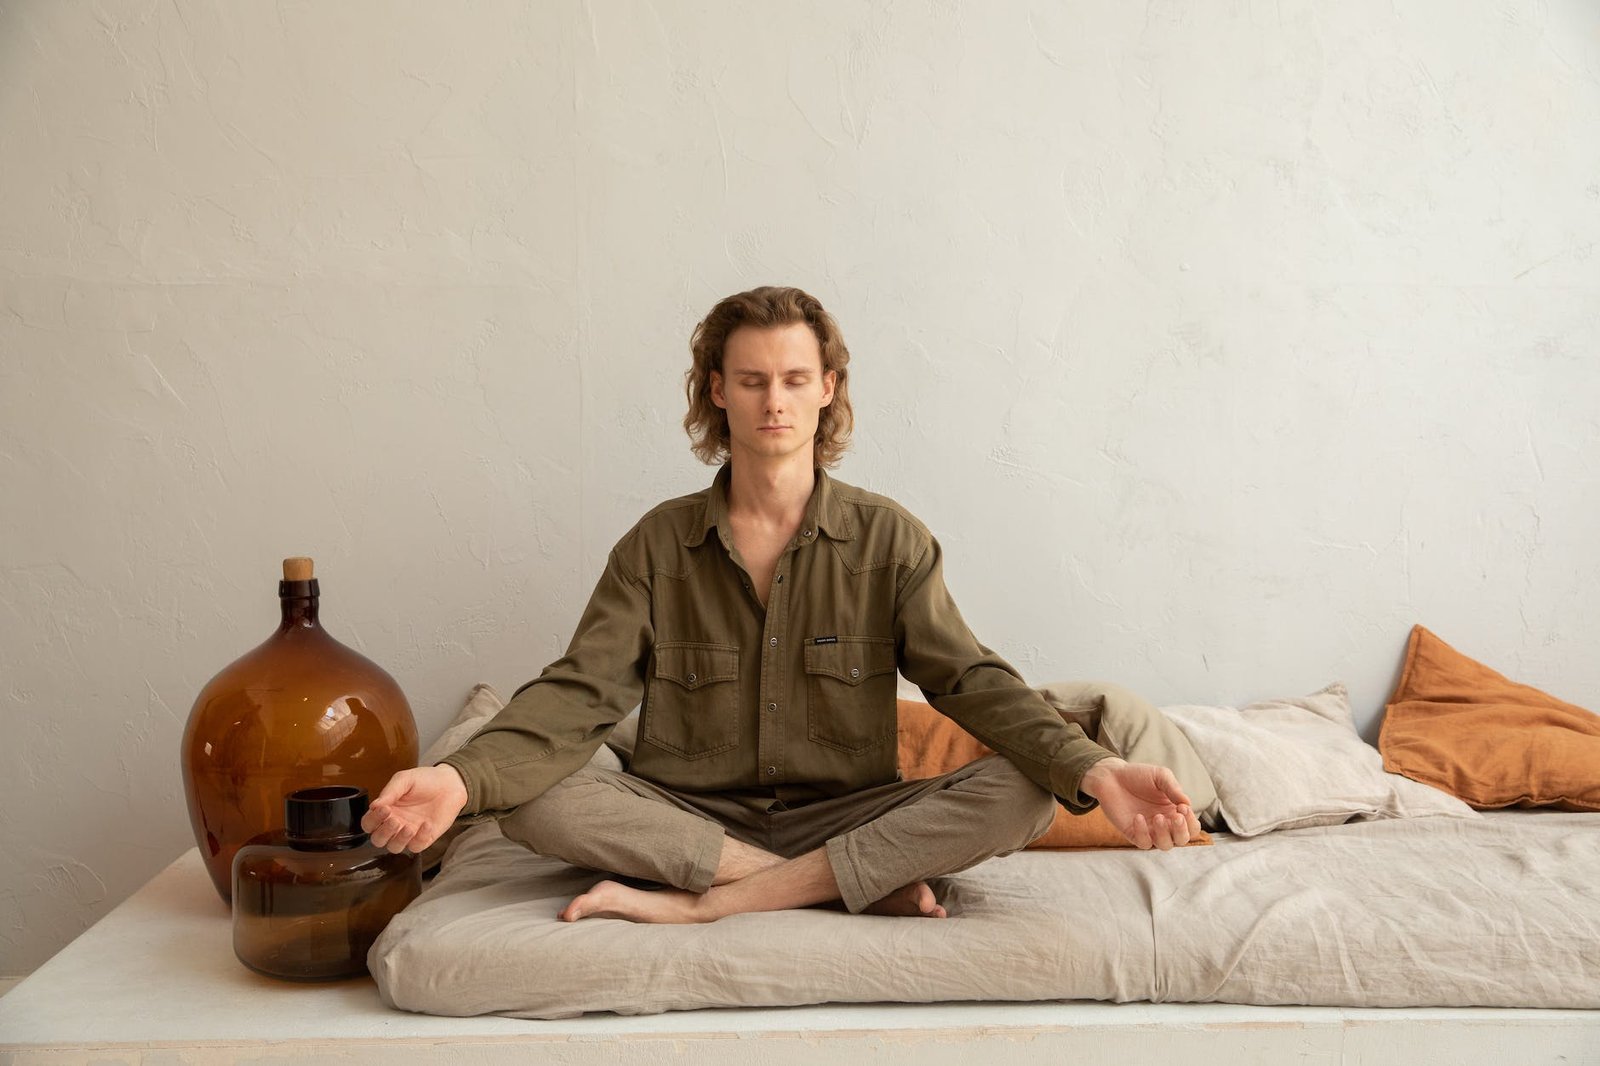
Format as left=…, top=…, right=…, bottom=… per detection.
left=1379, top=626, right=1600, bottom=812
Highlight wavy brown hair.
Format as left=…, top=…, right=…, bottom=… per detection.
left=683, top=285, right=854, bottom=468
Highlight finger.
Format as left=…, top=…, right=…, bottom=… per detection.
left=370, top=811, right=406, bottom=849
left=386, top=814, right=425, bottom=854
left=1131, top=813, right=1153, bottom=850
left=1148, top=812, right=1174, bottom=851
left=360, top=802, right=388, bottom=834
left=1169, top=811, right=1191, bottom=847
left=385, top=821, right=422, bottom=855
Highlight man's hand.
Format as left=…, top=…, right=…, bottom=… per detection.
left=1078, top=757, right=1200, bottom=851
left=361, top=764, right=470, bottom=855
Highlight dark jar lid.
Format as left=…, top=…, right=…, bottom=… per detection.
left=285, top=785, right=369, bottom=846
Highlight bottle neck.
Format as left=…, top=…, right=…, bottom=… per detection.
left=278, top=579, right=321, bottom=629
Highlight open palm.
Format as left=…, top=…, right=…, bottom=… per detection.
left=1087, top=760, right=1200, bottom=850
left=361, top=765, right=468, bottom=854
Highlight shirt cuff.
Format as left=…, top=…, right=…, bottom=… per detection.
left=1050, top=745, right=1118, bottom=815
left=436, top=748, right=494, bottom=816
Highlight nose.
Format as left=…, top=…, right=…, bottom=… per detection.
left=764, top=381, right=785, bottom=413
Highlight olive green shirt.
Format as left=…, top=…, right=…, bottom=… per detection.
left=440, top=463, right=1114, bottom=818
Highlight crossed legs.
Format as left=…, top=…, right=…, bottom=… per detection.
left=498, top=754, right=1054, bottom=925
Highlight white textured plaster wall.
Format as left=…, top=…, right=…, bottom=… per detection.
left=2, top=1, right=1597, bottom=975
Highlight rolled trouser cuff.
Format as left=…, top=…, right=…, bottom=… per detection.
left=682, top=823, right=724, bottom=894
left=824, top=832, right=875, bottom=915
left=822, top=755, right=1057, bottom=914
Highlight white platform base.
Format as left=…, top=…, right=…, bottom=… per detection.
left=1, top=850, right=1597, bottom=1065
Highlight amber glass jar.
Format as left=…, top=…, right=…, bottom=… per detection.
left=233, top=786, right=420, bottom=981
left=181, top=558, right=419, bottom=905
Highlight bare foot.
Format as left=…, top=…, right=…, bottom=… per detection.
left=559, top=880, right=709, bottom=924
left=863, top=881, right=947, bottom=918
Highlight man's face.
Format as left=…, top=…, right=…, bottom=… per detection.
left=710, top=323, right=837, bottom=464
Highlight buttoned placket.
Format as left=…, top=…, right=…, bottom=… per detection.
left=725, top=522, right=816, bottom=789
left=754, top=529, right=807, bottom=786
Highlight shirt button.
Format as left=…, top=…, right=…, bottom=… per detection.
left=803, top=529, right=812, bottom=537
left=766, top=766, right=777, bottom=776
left=768, top=702, right=777, bottom=712
left=769, top=637, right=778, bottom=647
left=849, top=667, right=860, bottom=678
left=687, top=672, right=697, bottom=683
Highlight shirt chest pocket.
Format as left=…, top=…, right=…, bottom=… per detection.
left=641, top=641, right=742, bottom=760
left=804, top=636, right=898, bottom=755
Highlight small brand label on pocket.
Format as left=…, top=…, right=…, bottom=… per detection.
left=812, top=635, right=838, bottom=645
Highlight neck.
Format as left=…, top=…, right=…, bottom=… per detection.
left=725, top=450, right=816, bottom=530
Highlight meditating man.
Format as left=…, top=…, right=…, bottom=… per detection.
left=363, top=285, right=1200, bottom=924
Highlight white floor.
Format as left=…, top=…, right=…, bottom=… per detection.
left=1, top=849, right=1597, bottom=1065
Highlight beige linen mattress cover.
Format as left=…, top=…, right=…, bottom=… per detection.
left=369, top=808, right=1600, bottom=1019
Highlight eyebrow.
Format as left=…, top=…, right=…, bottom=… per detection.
left=730, top=367, right=817, bottom=378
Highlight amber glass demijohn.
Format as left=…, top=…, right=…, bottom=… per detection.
left=233, top=786, right=420, bottom=980
left=181, top=557, right=419, bottom=905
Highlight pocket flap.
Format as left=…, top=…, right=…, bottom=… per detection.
left=803, top=636, right=896, bottom=685
left=654, top=642, right=739, bottom=690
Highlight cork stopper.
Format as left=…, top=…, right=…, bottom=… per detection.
left=282, top=557, right=315, bottom=581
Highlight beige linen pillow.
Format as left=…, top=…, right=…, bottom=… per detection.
left=417, top=683, right=501, bottom=766
left=1162, top=682, right=1479, bottom=837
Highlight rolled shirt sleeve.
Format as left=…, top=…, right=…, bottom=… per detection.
left=892, top=533, right=1115, bottom=814
left=438, top=549, right=654, bottom=815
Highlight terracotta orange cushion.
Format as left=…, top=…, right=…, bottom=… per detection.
left=1379, top=626, right=1600, bottom=811
left=896, top=698, right=1211, bottom=849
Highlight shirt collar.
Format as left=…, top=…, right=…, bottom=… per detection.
left=684, top=463, right=855, bottom=547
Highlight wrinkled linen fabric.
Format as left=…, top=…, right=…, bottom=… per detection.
left=370, top=809, right=1600, bottom=1019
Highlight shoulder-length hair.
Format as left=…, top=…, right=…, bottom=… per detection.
left=683, top=285, right=854, bottom=468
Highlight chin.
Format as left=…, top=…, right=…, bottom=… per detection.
left=742, top=434, right=806, bottom=459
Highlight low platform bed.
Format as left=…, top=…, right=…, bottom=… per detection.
left=8, top=647, right=1597, bottom=1064
left=2, top=843, right=1597, bottom=1066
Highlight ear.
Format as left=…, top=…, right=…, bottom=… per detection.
left=709, top=369, right=726, bottom=410
left=820, top=368, right=837, bottom=408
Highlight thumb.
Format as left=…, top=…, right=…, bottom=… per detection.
left=1157, top=766, right=1192, bottom=808
left=371, top=771, right=413, bottom=810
